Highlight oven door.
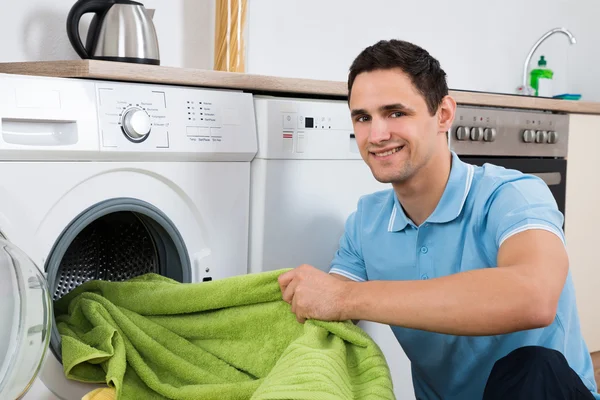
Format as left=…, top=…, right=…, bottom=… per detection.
left=459, top=157, right=567, bottom=218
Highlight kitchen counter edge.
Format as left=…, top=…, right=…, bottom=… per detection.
left=1, top=60, right=599, bottom=115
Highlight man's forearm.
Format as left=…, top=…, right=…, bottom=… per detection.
left=342, top=266, right=556, bottom=336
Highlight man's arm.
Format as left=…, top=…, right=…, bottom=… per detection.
left=343, top=228, right=568, bottom=335
left=279, top=228, right=568, bottom=335
left=331, top=273, right=353, bottom=282
left=330, top=273, right=360, bottom=325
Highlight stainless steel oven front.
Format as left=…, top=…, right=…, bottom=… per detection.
left=449, top=105, right=568, bottom=219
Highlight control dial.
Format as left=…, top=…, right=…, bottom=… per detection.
left=483, top=128, right=496, bottom=142
left=535, top=130, right=548, bottom=143
left=547, top=130, right=558, bottom=144
left=522, top=129, right=536, bottom=143
left=470, top=127, right=484, bottom=141
left=121, top=107, right=151, bottom=142
left=456, top=126, right=470, bottom=141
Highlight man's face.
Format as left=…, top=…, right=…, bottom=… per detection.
left=349, top=68, right=446, bottom=185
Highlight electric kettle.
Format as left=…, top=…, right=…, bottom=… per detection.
left=66, top=0, right=160, bottom=65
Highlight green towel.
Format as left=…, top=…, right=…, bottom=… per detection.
left=55, top=269, right=395, bottom=399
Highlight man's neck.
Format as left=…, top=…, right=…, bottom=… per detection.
left=393, top=150, right=452, bottom=227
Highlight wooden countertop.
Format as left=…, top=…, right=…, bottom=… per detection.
left=1, top=60, right=600, bottom=115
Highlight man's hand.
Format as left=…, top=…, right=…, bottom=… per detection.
left=277, top=265, right=352, bottom=323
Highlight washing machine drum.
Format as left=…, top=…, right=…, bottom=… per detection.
left=0, top=200, right=191, bottom=399
left=50, top=211, right=161, bottom=300
left=47, top=200, right=191, bottom=303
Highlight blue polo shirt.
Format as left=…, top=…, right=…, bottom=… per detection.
left=329, top=151, right=599, bottom=400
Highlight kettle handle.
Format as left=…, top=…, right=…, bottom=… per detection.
left=66, top=0, right=116, bottom=59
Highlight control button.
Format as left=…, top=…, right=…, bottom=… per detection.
left=197, top=127, right=210, bottom=138
left=282, top=113, right=295, bottom=129
left=470, top=127, right=483, bottom=141
left=296, top=132, right=306, bottom=153
left=522, top=129, right=536, bottom=143
left=121, top=107, right=151, bottom=142
left=210, top=127, right=222, bottom=143
left=283, top=132, right=293, bottom=152
left=156, top=131, right=169, bottom=148
left=420, top=246, right=428, bottom=254
left=455, top=126, right=470, bottom=140
left=190, top=127, right=211, bottom=143
left=483, top=128, right=497, bottom=142
left=186, top=126, right=199, bottom=136
left=535, top=130, right=548, bottom=143
left=547, top=130, right=558, bottom=144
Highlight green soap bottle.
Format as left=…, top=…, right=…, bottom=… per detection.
left=529, top=55, right=554, bottom=97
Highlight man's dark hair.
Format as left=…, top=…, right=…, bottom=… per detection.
left=348, top=39, right=448, bottom=116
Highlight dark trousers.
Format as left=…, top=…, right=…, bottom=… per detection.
left=483, top=346, right=596, bottom=399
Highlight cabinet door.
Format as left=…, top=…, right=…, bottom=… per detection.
left=565, top=114, right=600, bottom=352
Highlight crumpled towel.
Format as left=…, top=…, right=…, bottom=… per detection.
left=55, top=268, right=395, bottom=399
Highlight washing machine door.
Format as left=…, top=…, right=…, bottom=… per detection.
left=0, top=237, right=52, bottom=400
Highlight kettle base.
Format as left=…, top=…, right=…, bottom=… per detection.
left=90, top=56, right=160, bottom=66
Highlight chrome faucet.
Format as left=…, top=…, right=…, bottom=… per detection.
left=518, top=27, right=576, bottom=95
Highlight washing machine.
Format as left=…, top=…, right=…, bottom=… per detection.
left=249, top=95, right=415, bottom=400
left=0, top=73, right=257, bottom=399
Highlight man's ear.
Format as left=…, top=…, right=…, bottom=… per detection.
left=438, top=95, right=457, bottom=134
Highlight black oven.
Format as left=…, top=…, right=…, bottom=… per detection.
left=449, top=105, right=569, bottom=222
left=459, top=156, right=566, bottom=217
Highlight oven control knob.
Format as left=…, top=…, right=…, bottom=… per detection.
left=121, top=107, right=151, bottom=142
left=470, top=127, right=484, bottom=141
left=547, top=130, right=558, bottom=144
left=535, top=130, right=548, bottom=143
left=522, top=129, right=535, bottom=143
left=456, top=126, right=470, bottom=140
left=483, top=128, right=497, bottom=142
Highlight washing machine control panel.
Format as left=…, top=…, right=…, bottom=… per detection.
left=96, top=82, right=257, bottom=160
left=0, top=75, right=256, bottom=161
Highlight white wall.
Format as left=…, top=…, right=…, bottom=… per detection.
left=0, top=0, right=214, bottom=69
left=246, top=0, right=600, bottom=101
left=2, top=0, right=599, bottom=100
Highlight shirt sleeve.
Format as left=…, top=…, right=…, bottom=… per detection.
left=485, top=174, right=565, bottom=249
left=328, top=200, right=367, bottom=282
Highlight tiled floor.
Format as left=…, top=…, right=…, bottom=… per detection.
left=592, top=351, right=600, bottom=391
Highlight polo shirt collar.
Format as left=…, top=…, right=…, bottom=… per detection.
left=388, top=152, right=474, bottom=232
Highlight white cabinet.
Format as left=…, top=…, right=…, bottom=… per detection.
left=565, top=114, right=600, bottom=352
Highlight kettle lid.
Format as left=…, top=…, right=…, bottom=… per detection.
left=112, top=0, right=145, bottom=5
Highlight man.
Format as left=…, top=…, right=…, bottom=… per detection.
left=278, top=39, right=599, bottom=399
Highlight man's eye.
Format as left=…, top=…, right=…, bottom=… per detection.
left=356, top=115, right=370, bottom=122
left=390, top=112, right=405, bottom=118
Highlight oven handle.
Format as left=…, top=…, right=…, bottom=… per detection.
left=528, top=172, right=562, bottom=186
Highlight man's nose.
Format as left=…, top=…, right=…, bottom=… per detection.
left=369, top=118, right=391, bottom=144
